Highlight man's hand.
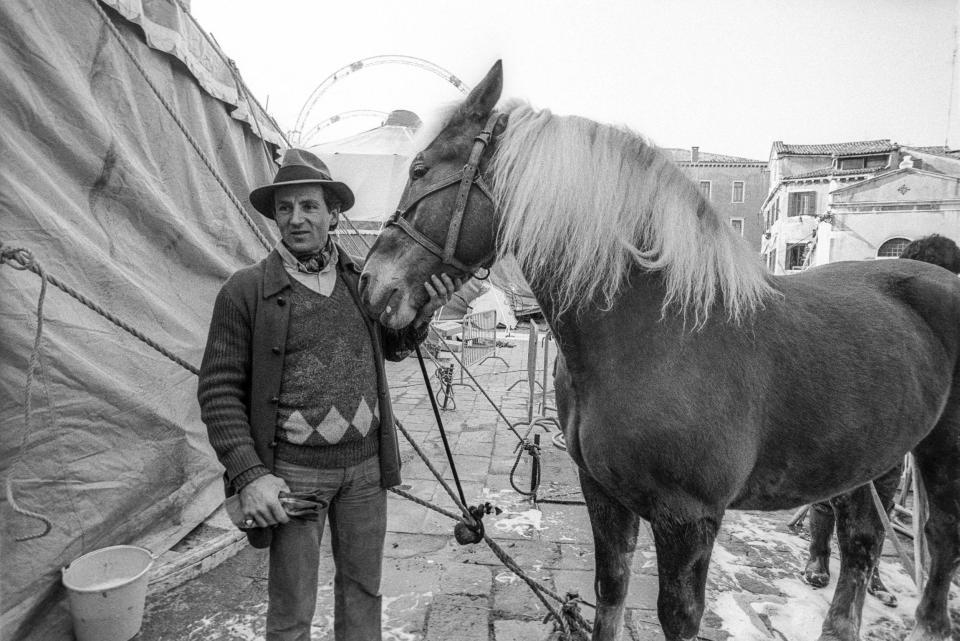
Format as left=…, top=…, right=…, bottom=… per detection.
left=414, top=273, right=464, bottom=326
left=239, top=474, right=290, bottom=528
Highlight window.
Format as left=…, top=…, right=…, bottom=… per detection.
left=839, top=157, right=865, bottom=170
left=838, top=154, right=888, bottom=170
left=730, top=218, right=744, bottom=236
left=788, top=191, right=817, bottom=217
left=785, top=243, right=807, bottom=270
left=699, top=181, right=711, bottom=200
left=732, top=181, right=744, bottom=203
left=877, top=237, right=911, bottom=259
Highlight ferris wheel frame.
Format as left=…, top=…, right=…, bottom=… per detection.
left=291, top=55, right=470, bottom=145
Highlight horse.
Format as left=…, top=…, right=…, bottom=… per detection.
left=803, top=233, right=960, bottom=606
left=357, top=61, right=960, bottom=641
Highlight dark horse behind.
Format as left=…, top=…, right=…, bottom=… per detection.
left=358, top=62, right=960, bottom=641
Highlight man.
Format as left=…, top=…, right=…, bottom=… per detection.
left=802, top=233, right=960, bottom=607
left=198, top=149, right=459, bottom=641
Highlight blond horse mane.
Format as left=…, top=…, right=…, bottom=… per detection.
left=490, top=102, right=775, bottom=326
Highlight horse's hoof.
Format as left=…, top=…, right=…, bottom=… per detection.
left=905, top=628, right=952, bottom=641
left=868, top=587, right=897, bottom=608
left=802, top=567, right=830, bottom=588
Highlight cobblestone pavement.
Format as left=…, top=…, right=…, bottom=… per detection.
left=132, top=328, right=945, bottom=641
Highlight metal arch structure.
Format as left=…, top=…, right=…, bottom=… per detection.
left=291, top=55, right=470, bottom=145
left=299, top=109, right=389, bottom=147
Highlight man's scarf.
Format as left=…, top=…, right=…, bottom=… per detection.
left=287, top=239, right=336, bottom=274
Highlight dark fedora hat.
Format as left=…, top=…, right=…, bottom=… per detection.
left=250, top=149, right=355, bottom=219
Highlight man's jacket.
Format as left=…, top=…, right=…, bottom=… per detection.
left=198, top=247, right=426, bottom=499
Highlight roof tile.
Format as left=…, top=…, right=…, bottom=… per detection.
left=663, top=148, right=765, bottom=164
left=772, top=140, right=895, bottom=156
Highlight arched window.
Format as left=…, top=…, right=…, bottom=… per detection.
left=877, top=237, right=911, bottom=259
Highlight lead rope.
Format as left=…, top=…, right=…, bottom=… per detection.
left=414, top=343, right=469, bottom=512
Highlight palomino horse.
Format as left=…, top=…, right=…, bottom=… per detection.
left=358, top=61, right=960, bottom=641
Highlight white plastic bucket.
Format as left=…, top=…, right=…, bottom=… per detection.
left=61, top=545, right=155, bottom=641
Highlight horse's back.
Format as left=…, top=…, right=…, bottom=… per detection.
left=728, top=259, right=960, bottom=507
left=789, top=259, right=960, bottom=350
left=564, top=259, right=960, bottom=514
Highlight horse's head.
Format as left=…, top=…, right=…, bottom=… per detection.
left=359, top=61, right=505, bottom=329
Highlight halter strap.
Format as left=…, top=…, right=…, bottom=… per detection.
left=388, top=111, right=503, bottom=277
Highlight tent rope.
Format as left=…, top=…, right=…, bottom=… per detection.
left=1, top=244, right=54, bottom=541
left=173, top=0, right=292, bottom=150
left=0, top=243, right=200, bottom=376
left=85, top=0, right=273, bottom=253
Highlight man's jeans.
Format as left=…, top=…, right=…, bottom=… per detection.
left=266, top=456, right=387, bottom=641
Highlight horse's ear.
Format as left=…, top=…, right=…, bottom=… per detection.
left=463, top=60, right=502, bottom=119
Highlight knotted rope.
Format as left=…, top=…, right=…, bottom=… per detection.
left=388, top=420, right=593, bottom=638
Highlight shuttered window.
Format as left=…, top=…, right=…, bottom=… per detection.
left=788, top=191, right=817, bottom=217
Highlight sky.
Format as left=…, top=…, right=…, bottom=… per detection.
left=192, top=0, right=960, bottom=161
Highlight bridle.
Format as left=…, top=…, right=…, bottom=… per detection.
left=386, top=111, right=503, bottom=279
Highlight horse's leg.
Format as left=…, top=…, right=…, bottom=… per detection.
left=817, top=483, right=882, bottom=641
left=906, top=425, right=960, bottom=641
left=579, top=469, right=639, bottom=641
left=650, top=511, right=720, bottom=641
left=866, top=464, right=902, bottom=608
left=804, top=500, right=835, bottom=588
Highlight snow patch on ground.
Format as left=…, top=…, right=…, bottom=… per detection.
left=185, top=603, right=267, bottom=640
left=707, top=512, right=927, bottom=640
left=383, top=592, right=433, bottom=641
left=479, top=487, right=544, bottom=537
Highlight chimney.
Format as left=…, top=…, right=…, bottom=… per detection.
left=691, top=146, right=700, bottom=163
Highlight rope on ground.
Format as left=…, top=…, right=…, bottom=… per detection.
left=510, top=436, right=542, bottom=497
left=386, top=485, right=590, bottom=638
left=1, top=244, right=200, bottom=376
left=85, top=0, right=273, bottom=253
left=390, top=418, right=592, bottom=638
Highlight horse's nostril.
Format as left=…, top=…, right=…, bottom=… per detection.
left=358, top=272, right=370, bottom=293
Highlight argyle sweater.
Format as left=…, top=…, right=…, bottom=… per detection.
left=273, top=277, right=380, bottom=467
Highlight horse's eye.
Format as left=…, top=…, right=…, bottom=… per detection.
left=411, top=163, right=428, bottom=180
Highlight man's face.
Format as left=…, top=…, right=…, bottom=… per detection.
left=274, top=184, right=335, bottom=255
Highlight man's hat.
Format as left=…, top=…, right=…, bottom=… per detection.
left=250, top=149, right=355, bottom=219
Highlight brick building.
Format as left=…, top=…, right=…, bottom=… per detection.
left=665, top=147, right=768, bottom=253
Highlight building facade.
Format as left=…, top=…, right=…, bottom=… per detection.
left=666, top=147, right=768, bottom=253
left=760, top=140, right=960, bottom=273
